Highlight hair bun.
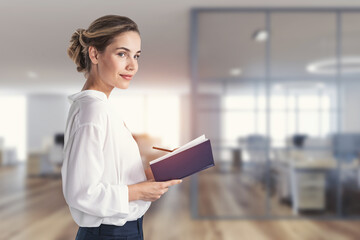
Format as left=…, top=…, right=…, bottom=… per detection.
left=76, top=28, right=85, bottom=36
left=76, top=29, right=87, bottom=47
left=67, top=28, right=87, bottom=73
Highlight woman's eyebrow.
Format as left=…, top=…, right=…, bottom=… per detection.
left=115, top=47, right=141, bottom=53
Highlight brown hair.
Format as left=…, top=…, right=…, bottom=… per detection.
left=67, top=15, right=140, bottom=76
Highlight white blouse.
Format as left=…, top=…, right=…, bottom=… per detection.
left=61, top=90, right=150, bottom=227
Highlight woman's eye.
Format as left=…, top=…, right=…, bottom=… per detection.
left=118, top=52, right=126, bottom=57
left=134, top=55, right=140, bottom=60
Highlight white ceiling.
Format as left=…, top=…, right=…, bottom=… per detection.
left=1, top=0, right=360, bottom=94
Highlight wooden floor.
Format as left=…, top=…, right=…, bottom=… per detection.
left=1, top=164, right=360, bottom=240
left=198, top=169, right=292, bottom=217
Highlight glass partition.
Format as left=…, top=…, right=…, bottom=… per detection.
left=192, top=9, right=360, bottom=219
left=339, top=12, right=360, bottom=217
left=196, top=12, right=268, bottom=218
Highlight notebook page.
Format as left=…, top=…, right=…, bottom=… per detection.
left=150, top=135, right=207, bottom=165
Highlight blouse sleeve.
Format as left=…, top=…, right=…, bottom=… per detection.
left=62, top=123, right=129, bottom=218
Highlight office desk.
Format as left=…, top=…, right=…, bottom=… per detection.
left=290, top=162, right=335, bottom=215
left=274, top=159, right=336, bottom=215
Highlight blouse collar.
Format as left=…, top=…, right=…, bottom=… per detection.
left=68, top=90, right=108, bottom=103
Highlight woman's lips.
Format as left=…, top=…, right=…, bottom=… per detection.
left=120, top=74, right=133, bottom=80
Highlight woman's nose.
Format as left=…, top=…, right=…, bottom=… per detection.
left=126, top=58, right=136, bottom=71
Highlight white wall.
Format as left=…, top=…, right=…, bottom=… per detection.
left=27, top=94, right=69, bottom=153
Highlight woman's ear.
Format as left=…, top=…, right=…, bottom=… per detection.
left=88, top=46, right=99, bottom=64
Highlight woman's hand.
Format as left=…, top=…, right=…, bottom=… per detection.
left=128, top=179, right=182, bottom=202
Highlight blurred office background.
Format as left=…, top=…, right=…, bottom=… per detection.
left=2, top=0, right=360, bottom=239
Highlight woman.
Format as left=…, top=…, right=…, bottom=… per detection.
left=61, top=15, right=182, bottom=240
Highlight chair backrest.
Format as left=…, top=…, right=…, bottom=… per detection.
left=332, top=133, right=360, bottom=161
left=245, top=135, right=268, bottom=149
left=292, top=134, right=308, bottom=148
left=244, top=134, right=269, bottom=161
left=54, top=133, right=64, bottom=147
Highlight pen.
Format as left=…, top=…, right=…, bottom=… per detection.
left=152, top=146, right=176, bottom=152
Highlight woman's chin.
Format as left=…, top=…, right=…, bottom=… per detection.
left=115, top=82, right=131, bottom=90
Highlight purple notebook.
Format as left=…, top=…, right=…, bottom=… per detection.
left=150, top=139, right=215, bottom=181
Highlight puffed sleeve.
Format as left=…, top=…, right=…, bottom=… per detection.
left=62, top=123, right=129, bottom=218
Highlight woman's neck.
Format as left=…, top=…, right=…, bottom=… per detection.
left=82, top=74, right=113, bottom=98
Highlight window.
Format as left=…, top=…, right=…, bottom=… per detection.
left=110, top=94, right=180, bottom=147
left=0, top=95, right=27, bottom=161
left=221, top=91, right=335, bottom=147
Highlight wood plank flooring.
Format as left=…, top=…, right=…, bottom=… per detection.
left=1, top=164, right=360, bottom=240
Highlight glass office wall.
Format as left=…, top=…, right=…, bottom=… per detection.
left=196, top=12, right=267, bottom=217
left=192, top=9, right=360, bottom=219
left=269, top=12, right=337, bottom=217
left=339, top=13, right=360, bottom=217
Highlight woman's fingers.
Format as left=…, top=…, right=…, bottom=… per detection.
left=137, top=179, right=183, bottom=202
left=163, top=179, right=182, bottom=188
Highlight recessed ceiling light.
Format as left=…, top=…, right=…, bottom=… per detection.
left=27, top=71, right=38, bottom=79
left=229, top=68, right=242, bottom=76
left=253, top=30, right=268, bottom=42
left=306, top=56, right=360, bottom=75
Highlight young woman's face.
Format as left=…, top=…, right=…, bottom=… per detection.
left=97, top=31, right=141, bottom=90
